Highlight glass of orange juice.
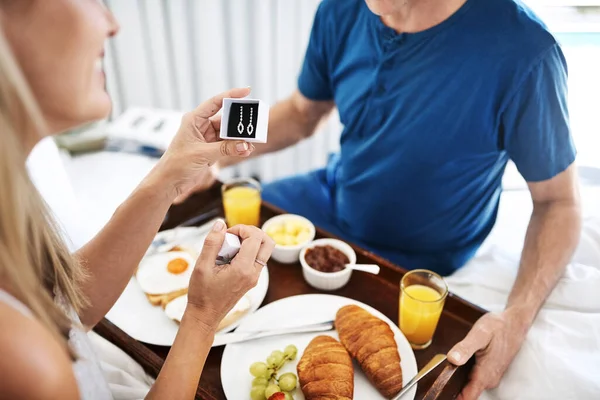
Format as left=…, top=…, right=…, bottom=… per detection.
left=399, top=269, right=448, bottom=350
left=221, top=178, right=262, bottom=227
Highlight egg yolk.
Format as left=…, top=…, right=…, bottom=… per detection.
left=167, top=258, right=189, bottom=274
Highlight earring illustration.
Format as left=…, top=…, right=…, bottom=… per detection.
left=247, top=108, right=254, bottom=136
left=237, top=106, right=244, bottom=134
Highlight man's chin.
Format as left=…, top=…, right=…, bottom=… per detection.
left=364, top=0, right=399, bottom=16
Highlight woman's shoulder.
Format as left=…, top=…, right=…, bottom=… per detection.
left=0, top=301, right=79, bottom=400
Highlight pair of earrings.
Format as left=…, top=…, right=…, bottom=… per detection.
left=237, top=106, right=254, bottom=135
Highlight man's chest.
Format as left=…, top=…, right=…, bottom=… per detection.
left=330, top=40, right=504, bottom=161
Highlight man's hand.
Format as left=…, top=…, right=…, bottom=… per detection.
left=447, top=310, right=528, bottom=400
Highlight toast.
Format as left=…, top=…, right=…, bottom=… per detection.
left=145, top=288, right=188, bottom=308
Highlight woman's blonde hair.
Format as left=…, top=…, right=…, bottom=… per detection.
left=0, top=26, right=87, bottom=355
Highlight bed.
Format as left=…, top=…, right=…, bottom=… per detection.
left=28, top=140, right=600, bottom=399
left=446, top=182, right=600, bottom=399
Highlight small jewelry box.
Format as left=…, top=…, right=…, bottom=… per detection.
left=219, top=98, right=269, bottom=143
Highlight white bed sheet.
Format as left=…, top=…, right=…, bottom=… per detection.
left=446, top=187, right=600, bottom=399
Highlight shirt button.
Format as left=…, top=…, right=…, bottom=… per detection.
left=377, top=84, right=386, bottom=95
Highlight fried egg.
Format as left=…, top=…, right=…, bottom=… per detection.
left=165, top=294, right=251, bottom=331
left=136, top=251, right=195, bottom=295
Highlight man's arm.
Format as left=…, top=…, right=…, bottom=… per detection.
left=506, top=163, right=580, bottom=326
left=220, top=90, right=335, bottom=167
left=448, top=163, right=581, bottom=400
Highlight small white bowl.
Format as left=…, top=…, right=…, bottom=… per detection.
left=262, top=214, right=316, bottom=264
left=300, top=239, right=357, bottom=291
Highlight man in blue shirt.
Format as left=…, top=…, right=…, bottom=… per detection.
left=195, top=0, right=581, bottom=396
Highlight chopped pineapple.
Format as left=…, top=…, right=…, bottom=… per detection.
left=266, top=225, right=280, bottom=237
left=266, top=218, right=312, bottom=247
left=284, top=220, right=306, bottom=236
left=295, top=230, right=312, bottom=244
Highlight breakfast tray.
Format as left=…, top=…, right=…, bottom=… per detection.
left=95, top=185, right=485, bottom=400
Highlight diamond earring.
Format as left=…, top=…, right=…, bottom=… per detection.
left=237, top=106, right=244, bottom=134
left=247, top=108, right=254, bottom=136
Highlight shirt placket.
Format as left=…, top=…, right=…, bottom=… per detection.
left=364, top=33, right=405, bottom=136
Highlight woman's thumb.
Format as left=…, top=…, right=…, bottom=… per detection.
left=203, top=140, right=253, bottom=163
left=198, top=219, right=227, bottom=266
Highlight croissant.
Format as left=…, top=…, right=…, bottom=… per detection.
left=297, top=335, right=354, bottom=400
left=336, top=305, right=403, bottom=398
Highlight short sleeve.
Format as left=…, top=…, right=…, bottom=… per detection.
left=298, top=2, right=334, bottom=101
left=501, top=44, right=576, bottom=182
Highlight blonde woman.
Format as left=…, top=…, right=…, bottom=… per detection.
left=0, top=1, right=274, bottom=399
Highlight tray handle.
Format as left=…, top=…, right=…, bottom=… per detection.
left=422, top=363, right=460, bottom=400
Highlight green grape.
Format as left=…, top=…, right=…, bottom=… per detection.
left=278, top=373, right=298, bottom=392
left=267, top=350, right=285, bottom=367
left=250, top=362, right=269, bottom=378
left=264, top=384, right=281, bottom=399
left=266, top=355, right=277, bottom=368
left=284, top=345, right=298, bottom=360
left=252, top=377, right=269, bottom=387
left=250, top=385, right=267, bottom=400
left=266, top=368, right=275, bottom=378
left=283, top=392, right=294, bottom=400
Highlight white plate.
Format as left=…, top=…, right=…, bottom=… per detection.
left=106, top=224, right=270, bottom=346
left=221, top=294, right=418, bottom=400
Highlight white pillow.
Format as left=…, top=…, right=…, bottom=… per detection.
left=27, top=137, right=91, bottom=250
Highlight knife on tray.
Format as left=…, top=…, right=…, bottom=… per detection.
left=391, top=354, right=448, bottom=399
left=212, top=320, right=335, bottom=347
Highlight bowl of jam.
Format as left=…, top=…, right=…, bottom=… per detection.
left=300, top=239, right=357, bottom=291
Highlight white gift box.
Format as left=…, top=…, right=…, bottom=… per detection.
left=219, top=98, right=269, bottom=143
left=216, top=232, right=241, bottom=265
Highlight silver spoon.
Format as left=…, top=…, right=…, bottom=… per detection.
left=345, top=264, right=380, bottom=275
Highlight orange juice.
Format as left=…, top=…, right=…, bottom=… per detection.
left=400, top=284, right=444, bottom=346
left=222, top=186, right=261, bottom=226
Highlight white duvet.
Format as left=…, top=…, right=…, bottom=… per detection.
left=446, top=188, right=600, bottom=400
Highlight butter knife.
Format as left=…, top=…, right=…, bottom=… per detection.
left=391, top=354, right=448, bottom=400
left=212, top=320, right=335, bottom=347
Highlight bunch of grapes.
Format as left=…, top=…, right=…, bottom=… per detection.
left=249, top=344, right=299, bottom=400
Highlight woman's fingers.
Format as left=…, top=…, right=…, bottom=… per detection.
left=230, top=226, right=263, bottom=266
left=200, top=141, right=253, bottom=165
left=210, top=115, right=222, bottom=132
left=255, top=235, right=275, bottom=269
left=193, top=87, right=251, bottom=119
left=228, top=225, right=274, bottom=271
left=197, top=220, right=227, bottom=267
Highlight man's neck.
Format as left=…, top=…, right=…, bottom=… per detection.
left=380, top=0, right=468, bottom=34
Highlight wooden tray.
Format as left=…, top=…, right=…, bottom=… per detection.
left=95, top=185, right=485, bottom=400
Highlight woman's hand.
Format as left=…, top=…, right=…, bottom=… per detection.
left=185, top=220, right=275, bottom=330
left=148, top=220, right=272, bottom=399
left=156, top=87, right=255, bottom=201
